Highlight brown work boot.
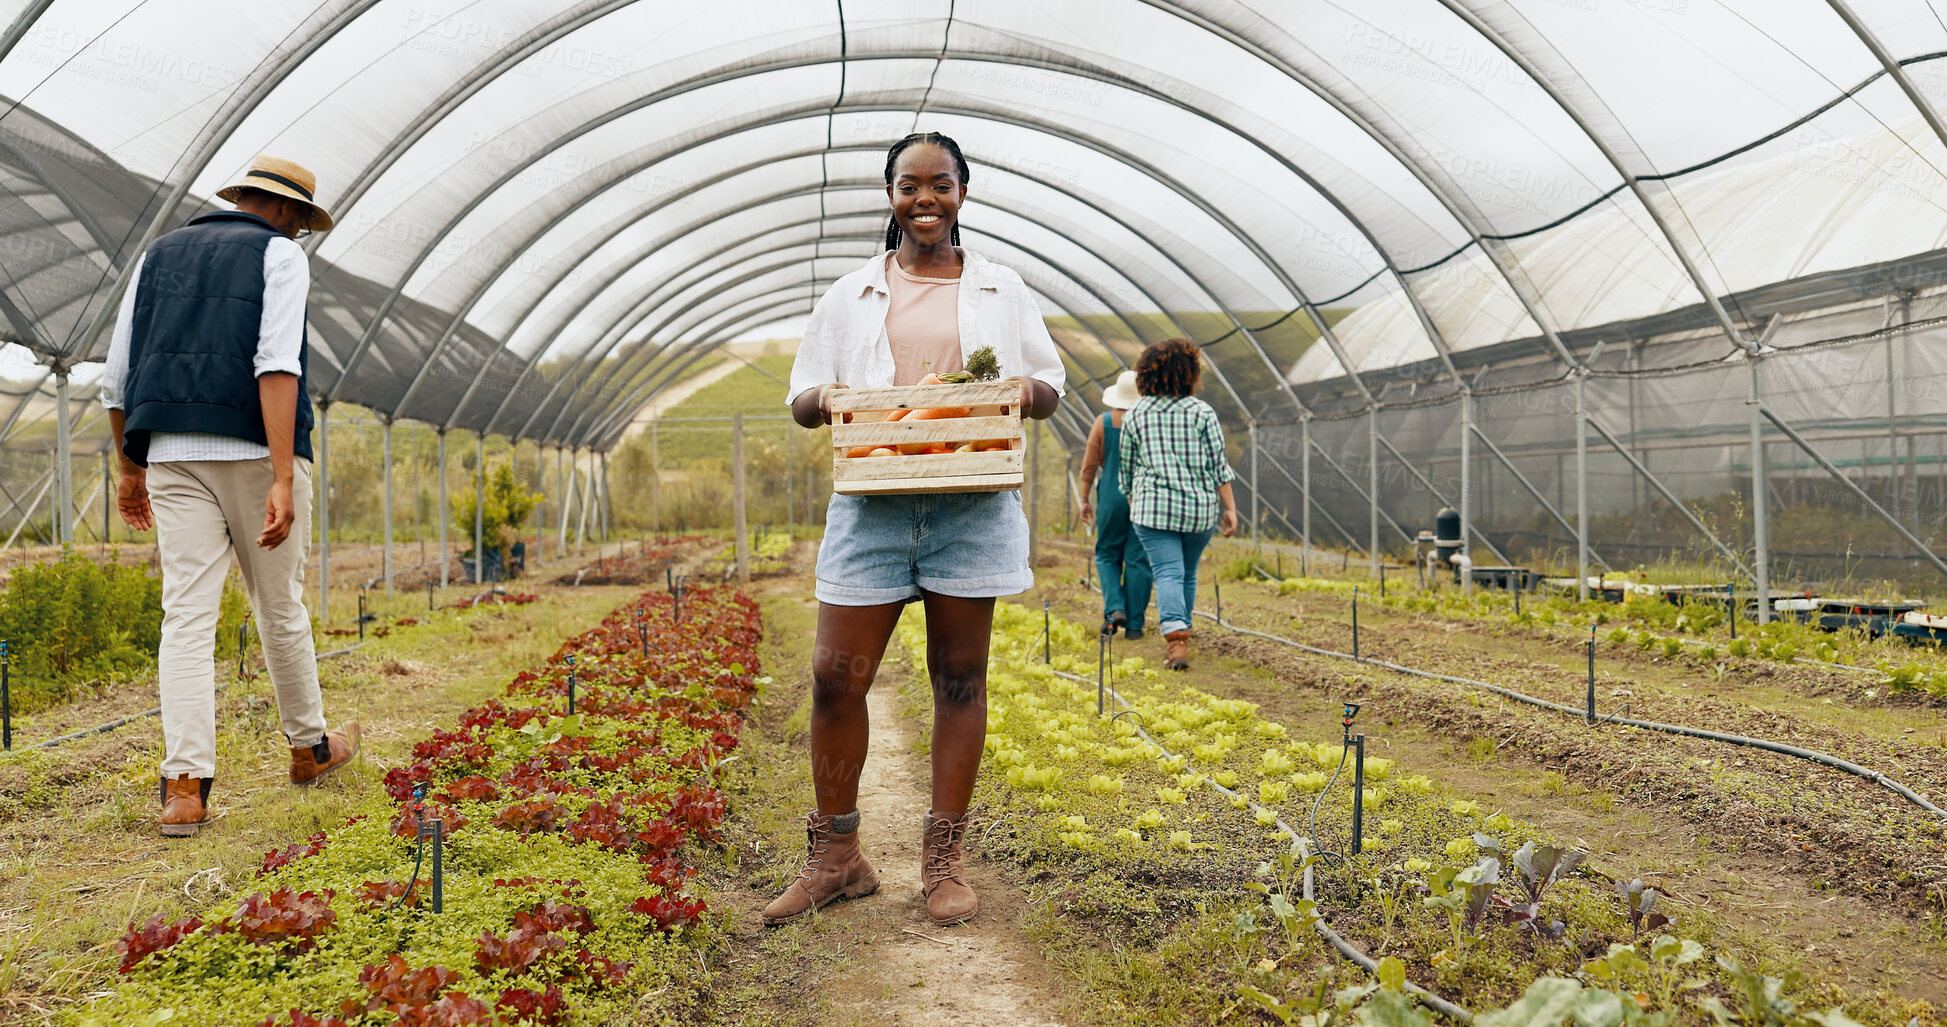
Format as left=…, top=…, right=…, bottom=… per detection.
left=1164, top=630, right=1191, bottom=671
left=762, top=810, right=879, bottom=924
left=160, top=775, right=212, bottom=837
left=921, top=809, right=977, bottom=926
left=290, top=723, right=361, bottom=786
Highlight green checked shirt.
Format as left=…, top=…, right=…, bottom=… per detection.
left=1117, top=394, right=1236, bottom=533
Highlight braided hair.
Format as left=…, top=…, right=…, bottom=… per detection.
left=883, top=131, right=970, bottom=251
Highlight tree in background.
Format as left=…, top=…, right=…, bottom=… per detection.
left=452, top=461, right=542, bottom=578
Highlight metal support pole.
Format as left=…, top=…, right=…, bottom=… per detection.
left=732, top=413, right=749, bottom=584
left=429, top=819, right=444, bottom=914
left=53, top=369, right=71, bottom=545
left=650, top=420, right=660, bottom=534
left=536, top=445, right=546, bottom=563
left=1043, top=599, right=1052, bottom=663
left=99, top=449, right=110, bottom=545
left=1585, top=628, right=1597, bottom=724
left=382, top=418, right=394, bottom=594
left=1249, top=422, right=1260, bottom=551
left=437, top=429, right=449, bottom=589
left=1029, top=417, right=1041, bottom=569
left=1584, top=412, right=1751, bottom=579
left=1748, top=359, right=1771, bottom=624
left=1368, top=409, right=1380, bottom=579
left=473, top=433, right=486, bottom=585
left=600, top=451, right=611, bottom=542
left=557, top=445, right=570, bottom=553
left=1351, top=587, right=1360, bottom=661
left=1468, top=422, right=1608, bottom=571
left=1374, top=431, right=1513, bottom=567
left=1351, top=734, right=1365, bottom=857
left=1576, top=374, right=1590, bottom=602
left=1459, top=394, right=1472, bottom=593
left=318, top=401, right=331, bottom=622
left=575, top=449, right=593, bottom=547
left=783, top=422, right=793, bottom=539
left=1, top=639, right=10, bottom=751
left=1762, top=405, right=1947, bottom=580
left=1301, top=415, right=1311, bottom=577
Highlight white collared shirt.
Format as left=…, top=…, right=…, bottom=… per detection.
left=785, top=248, right=1066, bottom=404
left=99, top=235, right=309, bottom=462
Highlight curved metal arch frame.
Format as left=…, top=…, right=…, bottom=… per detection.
left=1139, top=0, right=1575, bottom=373
left=1821, top=0, right=1947, bottom=158
left=64, top=0, right=387, bottom=362
left=300, top=0, right=643, bottom=262
left=554, top=173, right=1280, bottom=431
left=576, top=252, right=1126, bottom=451
left=0, top=134, right=125, bottom=264
left=569, top=200, right=1258, bottom=441
left=398, top=89, right=1336, bottom=445
left=581, top=239, right=1130, bottom=450
left=1432, top=0, right=1753, bottom=353
left=475, top=101, right=1322, bottom=443
left=552, top=210, right=1180, bottom=445
left=460, top=140, right=1169, bottom=437
left=284, top=1, right=1467, bottom=406
left=320, top=48, right=1443, bottom=415
left=581, top=285, right=1101, bottom=454
left=476, top=140, right=1313, bottom=439
left=579, top=258, right=1128, bottom=456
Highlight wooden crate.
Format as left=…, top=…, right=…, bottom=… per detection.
left=828, top=382, right=1024, bottom=495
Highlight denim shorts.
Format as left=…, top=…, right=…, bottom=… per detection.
left=816, top=491, right=1033, bottom=606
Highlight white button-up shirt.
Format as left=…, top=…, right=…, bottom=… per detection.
left=99, top=235, right=310, bottom=463
left=786, top=249, right=1066, bottom=404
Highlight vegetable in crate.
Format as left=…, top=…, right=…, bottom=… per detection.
left=936, top=344, right=1001, bottom=383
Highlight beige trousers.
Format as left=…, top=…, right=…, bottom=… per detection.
left=149, top=458, right=326, bottom=778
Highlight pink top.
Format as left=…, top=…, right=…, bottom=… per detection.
left=884, top=253, right=963, bottom=386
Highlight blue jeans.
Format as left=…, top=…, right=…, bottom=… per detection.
left=1094, top=491, right=1152, bottom=633
left=1133, top=525, right=1214, bottom=636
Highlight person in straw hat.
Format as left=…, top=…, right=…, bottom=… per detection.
left=1078, top=369, right=1153, bottom=640
left=101, top=155, right=357, bottom=837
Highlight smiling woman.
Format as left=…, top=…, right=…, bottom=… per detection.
left=775, top=131, right=1067, bottom=932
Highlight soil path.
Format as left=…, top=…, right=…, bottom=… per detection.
left=815, top=667, right=1072, bottom=1027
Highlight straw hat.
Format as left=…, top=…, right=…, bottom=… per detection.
left=1101, top=370, right=1139, bottom=409
left=215, top=155, right=333, bottom=231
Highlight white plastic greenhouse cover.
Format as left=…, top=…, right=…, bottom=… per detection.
left=3, top=0, right=1947, bottom=451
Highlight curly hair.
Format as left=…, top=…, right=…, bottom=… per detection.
left=1134, top=337, right=1202, bottom=397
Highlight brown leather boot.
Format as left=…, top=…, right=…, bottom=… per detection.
left=290, top=723, right=361, bottom=786
left=1164, top=630, right=1191, bottom=671
left=160, top=775, right=212, bottom=837
left=762, top=810, right=879, bottom=924
left=921, top=810, right=977, bottom=926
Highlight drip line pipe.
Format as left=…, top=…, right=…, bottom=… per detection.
left=1042, top=659, right=1473, bottom=1022
left=12, top=641, right=367, bottom=754
left=1186, top=606, right=1947, bottom=820
left=1252, top=565, right=1884, bottom=676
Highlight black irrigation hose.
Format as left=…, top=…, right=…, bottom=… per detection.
left=14, top=642, right=367, bottom=754
left=1191, top=607, right=1947, bottom=820
left=1042, top=661, right=1474, bottom=1021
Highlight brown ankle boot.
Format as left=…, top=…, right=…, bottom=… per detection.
left=160, top=775, right=212, bottom=837
left=921, top=810, right=977, bottom=926
left=1164, top=630, right=1191, bottom=671
left=762, top=810, right=879, bottom=924
left=290, top=723, right=361, bottom=786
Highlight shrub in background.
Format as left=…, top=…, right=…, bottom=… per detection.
left=0, top=548, right=246, bottom=710
left=452, top=462, right=542, bottom=578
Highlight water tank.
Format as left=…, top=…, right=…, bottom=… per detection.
left=1434, top=506, right=1461, bottom=564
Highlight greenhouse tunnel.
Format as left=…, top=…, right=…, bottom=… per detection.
left=4, top=0, right=1947, bottom=607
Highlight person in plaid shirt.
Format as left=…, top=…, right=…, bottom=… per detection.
left=1117, top=337, right=1239, bottom=670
